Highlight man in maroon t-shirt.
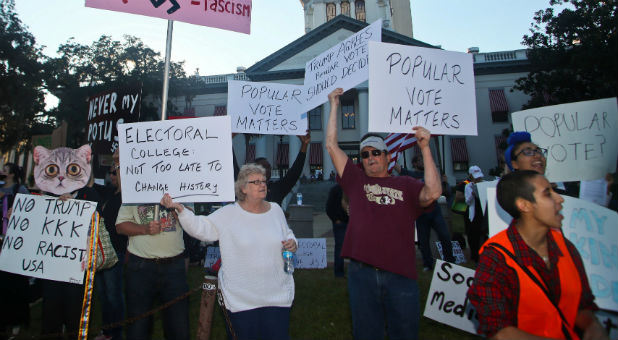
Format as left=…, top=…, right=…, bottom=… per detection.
left=325, top=88, right=442, bottom=339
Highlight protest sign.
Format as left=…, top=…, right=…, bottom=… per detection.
left=511, top=98, right=618, bottom=182
left=227, top=80, right=308, bottom=135
left=118, top=116, right=235, bottom=204
left=0, top=194, right=98, bottom=284
left=87, top=86, right=142, bottom=155
left=477, top=179, right=498, bottom=215
left=436, top=241, right=466, bottom=264
left=85, top=0, right=252, bottom=34
left=302, top=19, right=382, bottom=112
left=424, top=260, right=479, bottom=334
left=487, top=187, right=513, bottom=237
left=368, top=41, right=476, bottom=135
left=203, top=238, right=326, bottom=269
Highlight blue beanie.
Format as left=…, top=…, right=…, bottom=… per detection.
left=505, top=131, right=532, bottom=171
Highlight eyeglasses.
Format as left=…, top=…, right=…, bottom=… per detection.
left=247, top=179, right=267, bottom=185
left=514, top=147, right=548, bottom=158
left=360, top=149, right=385, bottom=159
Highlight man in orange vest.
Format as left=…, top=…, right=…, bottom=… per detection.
left=467, top=170, right=608, bottom=339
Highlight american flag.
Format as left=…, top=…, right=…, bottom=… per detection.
left=385, top=133, right=417, bottom=173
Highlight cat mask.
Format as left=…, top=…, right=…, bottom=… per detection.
left=33, top=145, right=92, bottom=195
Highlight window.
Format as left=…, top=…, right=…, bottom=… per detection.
left=355, top=0, right=366, bottom=22
left=308, top=106, right=322, bottom=130
left=489, top=89, right=509, bottom=123
left=341, top=98, right=355, bottom=129
left=341, top=1, right=350, bottom=16
left=326, top=3, right=336, bottom=21
left=450, top=137, right=469, bottom=171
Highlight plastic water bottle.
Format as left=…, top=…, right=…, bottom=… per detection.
left=282, top=250, right=294, bottom=274
left=296, top=192, right=303, bottom=205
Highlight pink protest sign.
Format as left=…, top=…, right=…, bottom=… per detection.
left=85, top=0, right=252, bottom=34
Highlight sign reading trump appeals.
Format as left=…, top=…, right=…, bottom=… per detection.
left=118, top=116, right=234, bottom=204
left=424, top=260, right=479, bottom=334
left=227, top=80, right=307, bottom=135
left=0, top=194, right=98, bottom=284
left=368, top=42, right=476, bottom=135
left=302, top=19, right=382, bottom=112
left=512, top=98, right=618, bottom=182
left=85, top=0, right=252, bottom=34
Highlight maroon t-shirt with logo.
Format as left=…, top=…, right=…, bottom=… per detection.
left=338, top=159, right=425, bottom=279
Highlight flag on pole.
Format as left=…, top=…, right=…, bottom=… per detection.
left=385, top=133, right=417, bottom=173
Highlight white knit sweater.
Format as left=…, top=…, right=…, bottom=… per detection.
left=178, top=202, right=296, bottom=312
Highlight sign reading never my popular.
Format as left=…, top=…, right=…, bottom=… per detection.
left=368, top=42, right=477, bottom=135
left=118, top=116, right=234, bottom=204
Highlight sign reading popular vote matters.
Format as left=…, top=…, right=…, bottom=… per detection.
left=227, top=80, right=308, bottom=135
left=302, top=19, right=382, bottom=112
left=512, top=98, right=618, bottom=182
left=0, top=194, right=98, bottom=284
left=85, top=0, right=252, bottom=34
left=424, top=260, right=479, bottom=334
left=118, top=116, right=235, bottom=204
left=368, top=42, right=476, bottom=135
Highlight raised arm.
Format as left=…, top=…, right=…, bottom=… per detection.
left=325, top=88, right=348, bottom=177
left=415, top=126, right=441, bottom=207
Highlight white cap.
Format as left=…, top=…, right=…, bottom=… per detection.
left=468, top=165, right=484, bottom=179
left=360, top=136, right=387, bottom=152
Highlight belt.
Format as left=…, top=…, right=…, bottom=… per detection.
left=129, top=252, right=184, bottom=264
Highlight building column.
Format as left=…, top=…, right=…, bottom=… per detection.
left=350, top=0, right=356, bottom=19
left=255, top=135, right=267, bottom=159
left=321, top=104, right=334, bottom=181
left=289, top=134, right=301, bottom=171
left=358, top=87, right=369, bottom=137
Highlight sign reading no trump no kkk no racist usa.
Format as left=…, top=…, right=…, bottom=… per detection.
left=368, top=42, right=477, bottom=135
left=85, top=0, right=252, bottom=34
left=0, top=194, right=98, bottom=284
left=302, top=19, right=382, bottom=112
left=227, top=80, right=308, bottom=135
left=511, top=98, right=618, bottom=183
left=118, top=116, right=235, bottom=204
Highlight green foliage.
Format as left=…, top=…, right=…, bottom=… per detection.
left=514, top=0, right=618, bottom=108
left=0, top=0, right=51, bottom=153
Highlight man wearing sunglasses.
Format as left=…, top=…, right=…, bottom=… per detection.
left=326, top=88, right=442, bottom=339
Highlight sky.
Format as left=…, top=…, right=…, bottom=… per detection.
left=14, top=1, right=558, bottom=78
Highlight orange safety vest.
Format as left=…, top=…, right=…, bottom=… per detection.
left=482, top=229, right=581, bottom=340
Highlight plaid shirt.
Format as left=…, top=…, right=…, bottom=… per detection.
left=467, top=224, right=597, bottom=338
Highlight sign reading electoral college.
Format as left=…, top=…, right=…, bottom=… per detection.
left=0, top=194, right=98, bottom=284
left=302, top=19, right=382, bottom=112
left=85, top=0, right=252, bottom=34
left=368, top=42, right=476, bottom=135
left=227, top=80, right=308, bottom=135
left=118, top=116, right=235, bottom=204
left=511, top=98, right=618, bottom=182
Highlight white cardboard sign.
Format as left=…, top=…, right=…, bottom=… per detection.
left=368, top=41, right=477, bottom=135
left=423, top=260, right=479, bottom=334
left=118, top=116, right=235, bottom=203
left=0, top=194, right=98, bottom=284
left=477, top=179, right=499, bottom=216
left=227, top=80, right=308, bottom=135
left=511, top=98, right=618, bottom=182
left=486, top=187, right=511, bottom=238
left=302, top=19, right=382, bottom=112
left=436, top=241, right=466, bottom=264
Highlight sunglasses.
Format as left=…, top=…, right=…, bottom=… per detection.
left=247, top=179, right=267, bottom=185
left=514, top=147, right=548, bottom=158
left=360, top=149, right=385, bottom=159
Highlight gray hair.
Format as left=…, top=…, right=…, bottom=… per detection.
left=235, top=163, right=266, bottom=201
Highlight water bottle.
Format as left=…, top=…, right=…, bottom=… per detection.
left=282, top=249, right=294, bottom=274
left=296, top=192, right=303, bottom=205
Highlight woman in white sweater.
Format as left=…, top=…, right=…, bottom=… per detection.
left=160, top=163, right=297, bottom=340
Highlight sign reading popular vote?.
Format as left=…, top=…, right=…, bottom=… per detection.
left=85, top=0, right=252, bottom=34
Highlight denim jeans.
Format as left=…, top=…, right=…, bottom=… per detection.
left=95, top=252, right=125, bottom=339
left=125, top=253, right=189, bottom=340
left=347, top=260, right=419, bottom=339
left=417, top=205, right=455, bottom=268
left=332, top=222, right=348, bottom=277
left=226, top=306, right=290, bottom=340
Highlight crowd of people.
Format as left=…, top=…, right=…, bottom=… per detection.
left=0, top=87, right=614, bottom=339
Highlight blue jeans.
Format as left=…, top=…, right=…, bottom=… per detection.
left=226, top=307, right=290, bottom=340
left=332, top=222, right=348, bottom=277
left=95, top=252, right=125, bottom=339
left=125, top=253, right=189, bottom=340
left=347, top=260, right=419, bottom=339
left=417, top=205, right=455, bottom=268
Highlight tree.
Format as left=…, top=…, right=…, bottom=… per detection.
left=0, top=0, right=51, bottom=153
left=514, top=0, right=617, bottom=108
